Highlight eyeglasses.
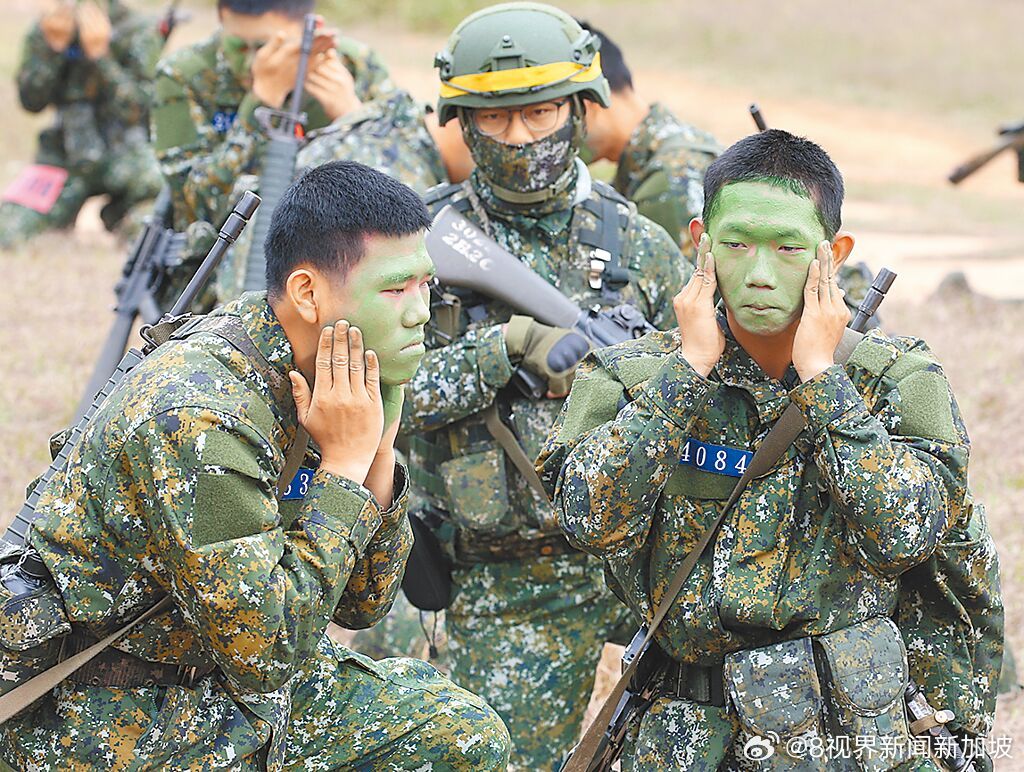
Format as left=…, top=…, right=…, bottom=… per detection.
left=470, top=100, right=570, bottom=137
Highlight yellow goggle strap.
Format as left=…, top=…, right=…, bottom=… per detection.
left=440, top=53, right=602, bottom=98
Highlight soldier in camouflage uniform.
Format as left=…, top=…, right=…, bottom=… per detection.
left=403, top=5, right=690, bottom=768
left=150, top=0, right=395, bottom=238
left=0, top=0, right=163, bottom=248
left=539, top=130, right=1000, bottom=770
left=0, top=162, right=510, bottom=770
left=577, top=20, right=720, bottom=256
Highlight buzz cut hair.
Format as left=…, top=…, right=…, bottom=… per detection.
left=265, top=161, right=431, bottom=298
left=217, top=0, right=313, bottom=19
left=576, top=19, right=633, bottom=93
left=702, top=129, right=844, bottom=238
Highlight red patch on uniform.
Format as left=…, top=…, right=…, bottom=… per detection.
left=1, top=164, right=69, bottom=214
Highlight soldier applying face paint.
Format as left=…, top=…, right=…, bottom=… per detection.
left=539, top=130, right=1003, bottom=771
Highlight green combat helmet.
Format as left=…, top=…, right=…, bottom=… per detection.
left=435, top=1, right=609, bottom=124
left=435, top=2, right=610, bottom=205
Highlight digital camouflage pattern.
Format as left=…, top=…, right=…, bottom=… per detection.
left=0, top=0, right=162, bottom=247
left=405, top=167, right=691, bottom=769
left=539, top=316, right=996, bottom=768
left=298, top=90, right=446, bottom=194
left=0, top=293, right=510, bottom=770
left=212, top=91, right=446, bottom=307
left=612, top=102, right=720, bottom=255
left=150, top=31, right=396, bottom=233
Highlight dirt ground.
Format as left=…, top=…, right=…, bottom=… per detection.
left=0, top=0, right=1022, bottom=765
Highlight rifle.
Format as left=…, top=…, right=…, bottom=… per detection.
left=749, top=103, right=768, bottom=131
left=3, top=192, right=260, bottom=580
left=243, top=13, right=317, bottom=292
left=424, top=206, right=655, bottom=399
left=948, top=121, right=1024, bottom=184
left=563, top=267, right=898, bottom=772
left=73, top=188, right=186, bottom=421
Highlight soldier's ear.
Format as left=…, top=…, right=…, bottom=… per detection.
left=830, top=231, right=855, bottom=272
left=285, top=268, right=319, bottom=324
left=688, top=218, right=706, bottom=251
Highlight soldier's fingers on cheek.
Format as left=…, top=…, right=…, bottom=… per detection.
left=348, top=327, right=366, bottom=393
left=332, top=322, right=351, bottom=390
left=315, top=326, right=334, bottom=382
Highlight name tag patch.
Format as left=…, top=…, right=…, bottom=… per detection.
left=281, top=467, right=315, bottom=500
left=679, top=438, right=752, bottom=478
left=212, top=110, right=238, bottom=133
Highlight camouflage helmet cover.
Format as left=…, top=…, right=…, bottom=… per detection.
left=435, top=1, right=610, bottom=125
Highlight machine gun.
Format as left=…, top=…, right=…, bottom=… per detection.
left=563, top=267, right=899, bottom=772
left=424, top=205, right=655, bottom=399
left=242, top=13, right=317, bottom=291
left=948, top=121, right=1024, bottom=184
left=74, top=189, right=187, bottom=421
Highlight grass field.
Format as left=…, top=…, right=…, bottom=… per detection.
left=0, top=0, right=1021, bottom=763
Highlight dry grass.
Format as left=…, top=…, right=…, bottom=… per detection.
left=1, top=0, right=1022, bottom=764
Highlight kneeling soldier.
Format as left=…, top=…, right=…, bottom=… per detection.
left=0, top=161, right=509, bottom=770
left=540, top=131, right=990, bottom=770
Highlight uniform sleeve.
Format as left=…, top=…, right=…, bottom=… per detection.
left=538, top=350, right=715, bottom=560
left=332, top=463, right=414, bottom=629
left=129, top=407, right=387, bottom=693
left=343, top=41, right=396, bottom=103
left=93, top=17, right=162, bottom=127
left=402, top=324, right=515, bottom=432
left=151, top=61, right=267, bottom=228
left=16, top=26, right=65, bottom=113
left=788, top=342, right=970, bottom=576
left=626, top=214, right=692, bottom=331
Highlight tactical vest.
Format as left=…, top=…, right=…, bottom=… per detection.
left=411, top=178, right=646, bottom=553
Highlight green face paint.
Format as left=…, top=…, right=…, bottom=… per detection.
left=221, top=34, right=264, bottom=81
left=329, top=236, right=434, bottom=386
left=706, top=181, right=827, bottom=336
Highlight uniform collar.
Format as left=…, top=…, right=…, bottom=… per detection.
left=712, top=308, right=799, bottom=426
left=218, top=292, right=297, bottom=410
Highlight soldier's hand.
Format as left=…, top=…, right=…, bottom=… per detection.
left=675, top=234, right=724, bottom=377
left=305, top=49, right=360, bottom=121
left=251, top=26, right=336, bottom=109
left=289, top=322, right=385, bottom=484
left=77, top=0, right=111, bottom=60
left=792, top=241, right=851, bottom=382
left=40, top=1, right=75, bottom=53
left=504, top=316, right=590, bottom=399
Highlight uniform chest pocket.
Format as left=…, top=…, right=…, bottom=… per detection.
left=439, top=448, right=516, bottom=537
left=663, top=465, right=737, bottom=501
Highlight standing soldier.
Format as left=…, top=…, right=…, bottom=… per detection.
left=0, top=161, right=510, bottom=770
left=0, top=0, right=164, bottom=248
left=150, top=0, right=395, bottom=249
left=578, top=20, right=720, bottom=255
left=405, top=4, right=690, bottom=767
left=539, top=130, right=1002, bottom=770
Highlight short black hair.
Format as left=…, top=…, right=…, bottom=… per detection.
left=703, top=129, right=844, bottom=238
left=577, top=19, right=633, bottom=93
left=217, top=0, right=313, bottom=19
left=265, top=161, right=431, bottom=297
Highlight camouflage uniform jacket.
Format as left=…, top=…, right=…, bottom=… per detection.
left=405, top=171, right=690, bottom=555
left=298, top=90, right=446, bottom=194
left=13, top=292, right=412, bottom=764
left=151, top=32, right=395, bottom=230
left=16, top=0, right=162, bottom=169
left=538, top=318, right=972, bottom=665
left=613, top=102, right=720, bottom=253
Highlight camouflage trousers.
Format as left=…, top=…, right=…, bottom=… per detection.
left=0, top=141, right=161, bottom=249
left=446, top=549, right=632, bottom=772
left=624, top=696, right=943, bottom=771
left=0, top=633, right=510, bottom=770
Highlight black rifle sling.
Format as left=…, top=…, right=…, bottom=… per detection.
left=0, top=317, right=309, bottom=726
left=565, top=328, right=863, bottom=772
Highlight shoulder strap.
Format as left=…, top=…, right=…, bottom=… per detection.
left=0, top=340, right=311, bottom=726
left=481, top=404, right=547, bottom=499
left=566, top=328, right=863, bottom=771
left=577, top=182, right=632, bottom=298
left=423, top=181, right=470, bottom=217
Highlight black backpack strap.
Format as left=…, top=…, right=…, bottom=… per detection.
left=577, top=182, right=632, bottom=300
left=423, top=181, right=472, bottom=218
